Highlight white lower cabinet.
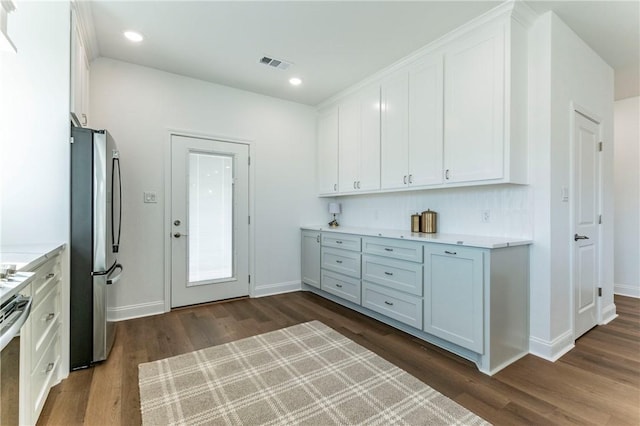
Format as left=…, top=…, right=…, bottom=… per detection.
left=20, top=251, right=63, bottom=425
left=301, top=229, right=529, bottom=375
left=423, top=245, right=484, bottom=353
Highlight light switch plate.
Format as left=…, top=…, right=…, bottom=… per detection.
left=144, top=191, right=157, bottom=203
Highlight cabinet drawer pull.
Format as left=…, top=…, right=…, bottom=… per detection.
left=336, top=260, right=343, bottom=264
left=408, top=174, right=413, bottom=184
left=353, top=181, right=357, bottom=189
left=333, top=183, right=337, bottom=191
left=46, top=272, right=55, bottom=279
left=444, top=250, right=457, bottom=255
left=384, top=301, right=394, bottom=306
left=384, top=248, right=394, bottom=252
left=403, top=175, right=407, bottom=184
left=335, top=283, right=343, bottom=288
left=335, top=240, right=343, bottom=244
left=384, top=271, right=393, bottom=276
left=445, top=169, right=450, bottom=180
left=44, top=362, right=55, bottom=374
left=44, top=312, right=55, bottom=322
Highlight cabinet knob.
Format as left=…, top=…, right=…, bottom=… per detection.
left=333, top=183, right=337, bottom=191
left=403, top=175, right=407, bottom=184
left=357, top=181, right=361, bottom=189
left=408, top=174, right=413, bottom=184
left=445, top=169, right=450, bottom=180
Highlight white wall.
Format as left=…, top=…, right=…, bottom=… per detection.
left=0, top=1, right=70, bottom=245
left=0, top=0, right=71, bottom=382
left=614, top=96, right=640, bottom=297
left=528, top=12, right=614, bottom=360
left=90, top=58, right=323, bottom=318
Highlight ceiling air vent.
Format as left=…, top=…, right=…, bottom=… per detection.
left=259, top=56, right=292, bottom=70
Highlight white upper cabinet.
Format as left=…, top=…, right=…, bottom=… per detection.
left=408, top=54, right=444, bottom=187
left=70, top=7, right=90, bottom=127
left=318, top=3, right=531, bottom=196
left=380, top=70, right=409, bottom=190
left=443, top=19, right=528, bottom=185
left=338, top=84, right=381, bottom=193
left=381, top=54, right=444, bottom=190
left=317, top=107, right=339, bottom=195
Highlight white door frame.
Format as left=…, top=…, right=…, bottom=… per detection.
left=163, top=129, right=255, bottom=312
left=569, top=102, right=603, bottom=336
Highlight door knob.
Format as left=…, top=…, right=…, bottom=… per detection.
left=574, top=234, right=589, bottom=241
left=174, top=232, right=187, bottom=238
left=174, top=220, right=181, bottom=226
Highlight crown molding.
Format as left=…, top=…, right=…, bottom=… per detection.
left=72, top=0, right=99, bottom=61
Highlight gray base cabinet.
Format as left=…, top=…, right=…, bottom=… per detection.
left=301, top=230, right=321, bottom=288
left=301, top=229, right=530, bottom=375
left=424, top=245, right=484, bottom=353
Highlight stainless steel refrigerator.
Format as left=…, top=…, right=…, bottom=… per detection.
left=70, top=126, right=123, bottom=370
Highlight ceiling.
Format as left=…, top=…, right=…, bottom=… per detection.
left=87, top=1, right=639, bottom=106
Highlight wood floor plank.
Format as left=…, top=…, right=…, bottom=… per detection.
left=38, top=294, right=640, bottom=425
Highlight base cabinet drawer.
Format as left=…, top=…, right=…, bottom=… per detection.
left=362, top=255, right=423, bottom=296
left=321, top=247, right=361, bottom=278
left=30, top=287, right=60, bottom=369
left=321, top=233, right=361, bottom=251
left=362, top=282, right=423, bottom=329
left=321, top=270, right=361, bottom=304
left=30, top=330, right=60, bottom=417
left=362, top=237, right=423, bottom=262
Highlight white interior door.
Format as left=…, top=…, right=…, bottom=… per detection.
left=171, top=135, right=249, bottom=308
left=573, top=111, right=601, bottom=339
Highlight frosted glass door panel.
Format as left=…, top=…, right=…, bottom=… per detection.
left=188, top=152, right=233, bottom=284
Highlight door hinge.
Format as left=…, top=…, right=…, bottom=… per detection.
left=598, top=287, right=602, bottom=297
left=248, top=275, right=251, bottom=284
left=599, top=215, right=602, bottom=224
left=598, top=141, right=603, bottom=152
left=70, top=136, right=74, bottom=144
left=248, top=156, right=251, bottom=166
left=248, top=216, right=251, bottom=225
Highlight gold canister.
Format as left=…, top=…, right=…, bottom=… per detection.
left=411, top=213, right=421, bottom=233
left=421, top=209, right=437, bottom=233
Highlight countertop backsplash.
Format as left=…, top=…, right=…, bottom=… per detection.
left=334, top=184, right=533, bottom=239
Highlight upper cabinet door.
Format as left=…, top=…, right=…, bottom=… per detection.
left=338, top=85, right=381, bottom=193
left=381, top=71, right=409, bottom=190
left=338, top=97, right=360, bottom=193
left=358, top=84, right=381, bottom=192
left=317, top=107, right=339, bottom=195
left=444, top=25, right=505, bottom=184
left=408, top=54, right=444, bottom=187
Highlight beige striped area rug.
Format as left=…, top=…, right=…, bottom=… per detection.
left=138, top=321, right=489, bottom=425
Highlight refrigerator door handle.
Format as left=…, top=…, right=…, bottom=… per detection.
left=106, top=264, right=123, bottom=285
left=111, top=156, right=122, bottom=253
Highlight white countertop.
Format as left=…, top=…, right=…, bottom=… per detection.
left=0, top=243, right=65, bottom=304
left=301, top=226, right=531, bottom=249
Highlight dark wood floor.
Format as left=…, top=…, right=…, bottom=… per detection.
left=38, top=293, right=639, bottom=425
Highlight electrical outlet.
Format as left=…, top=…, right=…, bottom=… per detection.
left=144, top=191, right=157, bottom=203
left=482, top=209, right=491, bottom=223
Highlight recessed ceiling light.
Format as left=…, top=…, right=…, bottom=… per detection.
left=289, top=77, right=302, bottom=86
left=124, top=31, right=143, bottom=42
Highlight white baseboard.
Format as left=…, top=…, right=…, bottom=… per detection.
left=600, top=302, right=618, bottom=325
left=614, top=283, right=640, bottom=298
left=529, top=329, right=575, bottom=362
left=107, top=300, right=165, bottom=321
left=252, top=280, right=301, bottom=298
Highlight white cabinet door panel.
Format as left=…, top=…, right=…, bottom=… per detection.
left=381, top=71, right=409, bottom=190
left=408, top=55, right=444, bottom=186
left=338, top=98, right=360, bottom=193
left=444, top=25, right=505, bottom=183
left=317, top=108, right=339, bottom=195
left=358, top=85, right=382, bottom=191
left=301, top=231, right=321, bottom=288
